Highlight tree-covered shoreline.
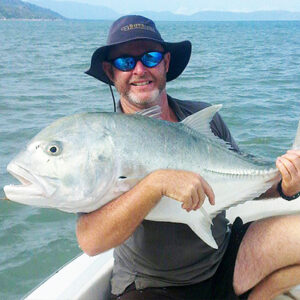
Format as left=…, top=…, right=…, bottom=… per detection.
left=0, top=0, right=64, bottom=20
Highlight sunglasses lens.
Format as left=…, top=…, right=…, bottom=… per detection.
left=113, top=57, right=136, bottom=71
left=112, top=52, right=164, bottom=71
left=142, top=52, right=163, bottom=68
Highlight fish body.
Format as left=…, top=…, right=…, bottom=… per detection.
left=4, top=105, right=298, bottom=249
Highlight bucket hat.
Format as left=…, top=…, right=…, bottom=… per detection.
left=85, top=15, right=192, bottom=85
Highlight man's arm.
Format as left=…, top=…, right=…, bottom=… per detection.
left=76, top=169, right=215, bottom=256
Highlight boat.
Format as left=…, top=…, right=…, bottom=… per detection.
left=25, top=198, right=300, bottom=299
left=24, top=250, right=114, bottom=300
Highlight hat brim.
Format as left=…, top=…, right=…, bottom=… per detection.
left=85, top=38, right=191, bottom=85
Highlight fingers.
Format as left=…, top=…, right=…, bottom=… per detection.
left=182, top=188, right=201, bottom=212
left=277, top=152, right=300, bottom=178
left=200, top=177, right=215, bottom=206
left=276, top=157, right=294, bottom=181
left=285, top=150, right=300, bottom=168
left=156, top=169, right=215, bottom=212
left=276, top=150, right=300, bottom=196
left=195, top=186, right=204, bottom=210
left=182, top=175, right=215, bottom=212
left=181, top=190, right=196, bottom=212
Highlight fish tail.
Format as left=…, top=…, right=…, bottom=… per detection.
left=292, top=121, right=300, bottom=150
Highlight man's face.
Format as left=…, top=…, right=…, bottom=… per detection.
left=104, top=40, right=170, bottom=109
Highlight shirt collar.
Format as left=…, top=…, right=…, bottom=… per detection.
left=166, top=95, right=185, bottom=121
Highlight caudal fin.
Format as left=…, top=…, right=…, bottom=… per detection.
left=292, top=121, right=300, bottom=150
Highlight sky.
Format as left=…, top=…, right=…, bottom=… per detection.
left=54, top=0, right=300, bottom=14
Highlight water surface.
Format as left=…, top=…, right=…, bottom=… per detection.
left=0, top=20, right=299, bottom=299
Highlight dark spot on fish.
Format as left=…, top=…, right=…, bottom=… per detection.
left=119, top=176, right=127, bottom=179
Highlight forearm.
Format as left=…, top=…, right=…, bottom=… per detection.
left=76, top=173, right=162, bottom=256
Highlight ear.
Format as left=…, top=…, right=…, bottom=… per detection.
left=102, top=61, right=114, bottom=82
left=164, top=52, right=171, bottom=73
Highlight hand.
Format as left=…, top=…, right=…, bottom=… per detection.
left=276, top=150, right=300, bottom=197
left=151, top=169, right=215, bottom=212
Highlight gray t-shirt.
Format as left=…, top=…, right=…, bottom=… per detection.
left=111, top=96, right=240, bottom=295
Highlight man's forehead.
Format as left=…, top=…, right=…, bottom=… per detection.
left=108, top=40, right=164, bottom=58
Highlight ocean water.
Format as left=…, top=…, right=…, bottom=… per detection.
left=0, top=20, right=299, bottom=299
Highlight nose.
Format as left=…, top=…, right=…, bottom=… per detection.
left=132, top=60, right=146, bottom=76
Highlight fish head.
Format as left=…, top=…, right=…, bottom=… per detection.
left=4, top=113, right=118, bottom=213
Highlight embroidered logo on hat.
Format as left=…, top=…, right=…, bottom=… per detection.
left=121, top=23, right=156, bottom=32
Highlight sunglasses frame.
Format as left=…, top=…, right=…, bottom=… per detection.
left=108, top=51, right=166, bottom=72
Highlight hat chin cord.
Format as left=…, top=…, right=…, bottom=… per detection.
left=109, top=84, right=117, bottom=112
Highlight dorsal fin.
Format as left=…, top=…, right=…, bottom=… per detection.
left=180, top=104, right=235, bottom=150
left=292, top=121, right=300, bottom=150
left=136, top=105, right=162, bottom=119
left=181, top=104, right=222, bottom=137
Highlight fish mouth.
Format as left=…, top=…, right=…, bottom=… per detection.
left=4, top=163, right=56, bottom=203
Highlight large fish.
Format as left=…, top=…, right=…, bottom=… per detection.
left=4, top=105, right=300, bottom=249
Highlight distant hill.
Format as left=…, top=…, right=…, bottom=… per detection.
left=28, top=0, right=119, bottom=20
left=23, top=0, right=300, bottom=21
left=0, top=0, right=64, bottom=19
left=134, top=10, right=300, bottom=21
left=190, top=10, right=300, bottom=21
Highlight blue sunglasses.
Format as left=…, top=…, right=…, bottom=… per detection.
left=109, top=51, right=165, bottom=72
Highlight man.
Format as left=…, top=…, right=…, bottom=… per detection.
left=78, top=15, right=300, bottom=299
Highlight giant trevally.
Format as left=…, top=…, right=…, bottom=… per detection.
left=4, top=105, right=300, bottom=249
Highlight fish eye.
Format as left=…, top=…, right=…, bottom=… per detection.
left=46, top=142, right=62, bottom=156
left=49, top=146, right=58, bottom=153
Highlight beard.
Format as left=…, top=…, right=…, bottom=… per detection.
left=125, top=88, right=162, bottom=108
